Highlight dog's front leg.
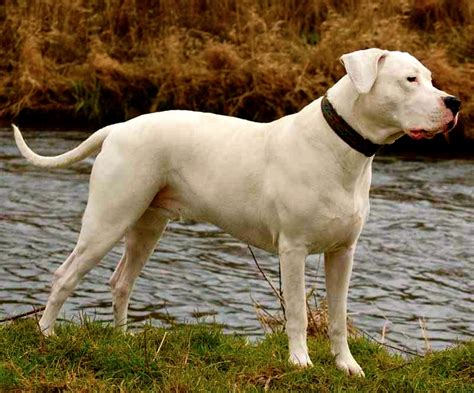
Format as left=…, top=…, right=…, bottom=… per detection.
left=324, top=246, right=364, bottom=376
left=280, top=247, right=313, bottom=367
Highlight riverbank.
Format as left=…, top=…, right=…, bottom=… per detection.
left=0, top=319, right=471, bottom=391
left=1, top=1, right=473, bottom=147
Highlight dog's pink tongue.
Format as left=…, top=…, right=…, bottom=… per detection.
left=410, top=130, right=424, bottom=140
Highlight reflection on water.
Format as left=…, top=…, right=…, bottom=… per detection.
left=0, top=129, right=472, bottom=351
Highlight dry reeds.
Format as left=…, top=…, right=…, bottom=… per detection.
left=0, top=0, right=472, bottom=137
left=254, top=292, right=357, bottom=340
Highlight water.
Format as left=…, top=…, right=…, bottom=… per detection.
left=0, top=129, right=472, bottom=352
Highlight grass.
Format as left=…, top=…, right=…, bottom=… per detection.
left=0, top=0, right=472, bottom=143
left=0, top=318, right=472, bottom=392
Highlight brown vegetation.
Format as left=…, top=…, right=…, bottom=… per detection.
left=0, top=0, right=472, bottom=141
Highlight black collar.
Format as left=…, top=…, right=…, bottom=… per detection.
left=321, top=95, right=382, bottom=157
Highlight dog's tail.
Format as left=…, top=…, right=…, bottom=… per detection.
left=12, top=125, right=112, bottom=168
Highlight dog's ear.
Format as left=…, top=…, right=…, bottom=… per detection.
left=340, top=48, right=389, bottom=94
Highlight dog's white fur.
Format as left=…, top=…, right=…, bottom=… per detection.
left=13, top=49, right=458, bottom=376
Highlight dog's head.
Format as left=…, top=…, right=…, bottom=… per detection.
left=340, top=48, right=460, bottom=141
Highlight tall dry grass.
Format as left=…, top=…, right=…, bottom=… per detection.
left=0, top=0, right=472, bottom=138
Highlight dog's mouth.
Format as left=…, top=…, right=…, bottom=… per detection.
left=407, top=114, right=459, bottom=140
left=407, top=129, right=435, bottom=140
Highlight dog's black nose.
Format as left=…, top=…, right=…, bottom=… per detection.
left=443, top=96, right=461, bottom=115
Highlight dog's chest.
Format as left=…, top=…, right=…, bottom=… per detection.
left=272, top=165, right=371, bottom=253
left=303, top=193, right=369, bottom=253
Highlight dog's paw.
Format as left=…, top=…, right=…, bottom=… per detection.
left=288, top=351, right=313, bottom=368
left=39, top=326, right=55, bottom=337
left=335, top=354, right=365, bottom=377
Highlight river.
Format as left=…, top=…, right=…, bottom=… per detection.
left=0, top=128, right=472, bottom=352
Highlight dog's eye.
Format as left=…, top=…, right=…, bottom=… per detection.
left=407, top=76, right=417, bottom=83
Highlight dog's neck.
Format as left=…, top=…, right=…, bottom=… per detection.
left=321, top=96, right=381, bottom=157
left=327, top=76, right=405, bottom=146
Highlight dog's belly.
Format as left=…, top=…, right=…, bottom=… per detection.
left=151, top=185, right=278, bottom=253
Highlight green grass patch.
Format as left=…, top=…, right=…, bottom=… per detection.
left=0, top=319, right=472, bottom=392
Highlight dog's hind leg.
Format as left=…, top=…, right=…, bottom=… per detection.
left=110, top=208, right=169, bottom=331
left=39, top=221, right=128, bottom=336
left=38, top=149, right=161, bottom=336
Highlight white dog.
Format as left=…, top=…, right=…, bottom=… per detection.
left=13, top=48, right=460, bottom=376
